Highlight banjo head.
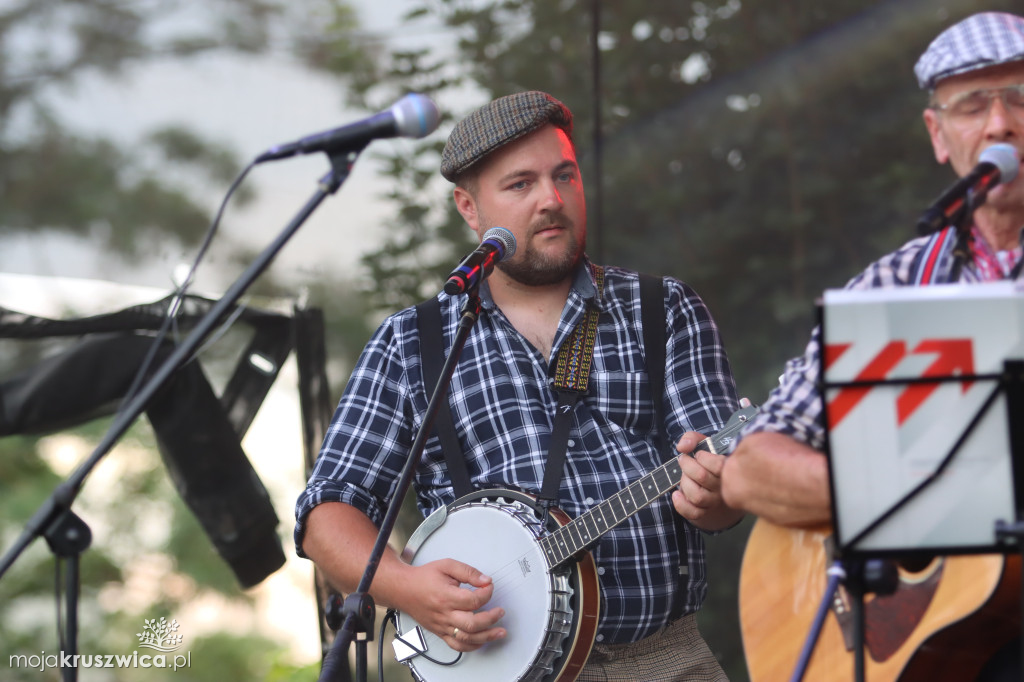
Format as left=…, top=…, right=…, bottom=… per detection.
left=395, top=491, right=583, bottom=682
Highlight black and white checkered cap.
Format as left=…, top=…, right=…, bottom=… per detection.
left=914, top=12, right=1024, bottom=90
left=440, top=91, right=573, bottom=182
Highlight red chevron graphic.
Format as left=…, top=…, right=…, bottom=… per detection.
left=895, top=339, right=974, bottom=425
left=825, top=338, right=975, bottom=429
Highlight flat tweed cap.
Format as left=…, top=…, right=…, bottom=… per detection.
left=441, top=91, right=573, bottom=182
left=915, top=12, right=1024, bottom=90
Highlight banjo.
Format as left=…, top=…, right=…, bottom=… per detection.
left=393, top=403, right=756, bottom=682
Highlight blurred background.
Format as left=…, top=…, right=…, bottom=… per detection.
left=1, top=0, right=1017, bottom=680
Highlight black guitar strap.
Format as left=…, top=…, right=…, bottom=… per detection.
left=639, top=274, right=667, bottom=454
left=638, top=274, right=691, bottom=619
left=415, top=296, right=474, bottom=498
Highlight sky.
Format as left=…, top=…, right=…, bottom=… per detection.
left=0, top=0, right=469, bottom=669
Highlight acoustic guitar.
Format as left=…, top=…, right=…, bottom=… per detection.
left=738, top=520, right=1021, bottom=681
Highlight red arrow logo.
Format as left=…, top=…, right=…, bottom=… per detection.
left=825, top=338, right=975, bottom=429
left=826, top=341, right=906, bottom=430
left=895, top=339, right=974, bottom=425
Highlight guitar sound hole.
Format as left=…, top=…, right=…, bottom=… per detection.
left=898, top=555, right=938, bottom=575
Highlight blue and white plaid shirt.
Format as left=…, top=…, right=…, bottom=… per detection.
left=742, top=229, right=1023, bottom=449
left=295, top=260, right=739, bottom=643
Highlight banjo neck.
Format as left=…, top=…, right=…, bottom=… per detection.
left=540, top=403, right=755, bottom=569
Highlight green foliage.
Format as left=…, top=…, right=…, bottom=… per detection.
left=266, top=656, right=324, bottom=682
left=180, top=631, right=289, bottom=681
left=358, top=140, right=474, bottom=312
left=291, top=0, right=385, bottom=101
left=0, top=436, right=59, bottom=514
left=332, top=0, right=1020, bottom=398
left=0, top=1, right=377, bottom=678
left=0, top=0, right=378, bottom=259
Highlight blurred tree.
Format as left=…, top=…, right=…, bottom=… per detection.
left=323, top=0, right=1017, bottom=394
left=0, top=0, right=378, bottom=260
left=0, top=0, right=380, bottom=679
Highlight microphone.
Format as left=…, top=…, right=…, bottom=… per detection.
left=917, top=143, right=1019, bottom=234
left=444, top=227, right=517, bottom=295
left=255, top=93, right=440, bottom=163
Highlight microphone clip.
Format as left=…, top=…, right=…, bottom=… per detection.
left=916, top=187, right=985, bottom=236
left=915, top=143, right=1019, bottom=236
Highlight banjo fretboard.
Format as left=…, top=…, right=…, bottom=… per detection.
left=539, top=403, right=755, bottom=569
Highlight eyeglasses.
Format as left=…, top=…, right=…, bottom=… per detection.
left=930, top=83, right=1024, bottom=120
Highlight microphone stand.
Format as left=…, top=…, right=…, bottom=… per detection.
left=0, top=145, right=366, bottom=681
left=788, top=561, right=845, bottom=682
left=788, top=556, right=898, bottom=682
left=994, top=359, right=1024, bottom=679
left=916, top=183, right=990, bottom=236
left=317, top=289, right=483, bottom=682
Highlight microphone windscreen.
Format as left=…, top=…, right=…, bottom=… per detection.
left=481, top=226, right=517, bottom=260
left=391, top=94, right=441, bottom=139
left=980, top=143, right=1019, bottom=184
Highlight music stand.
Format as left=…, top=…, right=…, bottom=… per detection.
left=819, top=281, right=1024, bottom=680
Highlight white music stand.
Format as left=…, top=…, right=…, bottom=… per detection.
left=820, top=281, right=1024, bottom=558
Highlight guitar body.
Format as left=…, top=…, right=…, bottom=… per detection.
left=739, top=520, right=1021, bottom=682
left=395, top=489, right=600, bottom=682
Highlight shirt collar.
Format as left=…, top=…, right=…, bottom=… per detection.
left=476, top=256, right=602, bottom=311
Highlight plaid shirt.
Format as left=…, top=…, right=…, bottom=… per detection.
left=294, top=260, right=739, bottom=643
left=742, top=228, right=1024, bottom=449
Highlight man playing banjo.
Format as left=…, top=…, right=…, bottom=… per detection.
left=295, top=91, right=744, bottom=681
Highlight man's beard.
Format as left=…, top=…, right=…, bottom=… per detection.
left=496, top=224, right=585, bottom=286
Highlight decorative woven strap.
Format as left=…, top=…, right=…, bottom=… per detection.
left=539, top=266, right=605, bottom=505
left=552, top=266, right=604, bottom=392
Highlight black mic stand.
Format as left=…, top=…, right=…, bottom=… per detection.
left=993, top=359, right=1024, bottom=679
left=788, top=559, right=845, bottom=682
left=916, top=183, right=989, bottom=236
left=317, top=289, right=483, bottom=682
left=0, top=145, right=366, bottom=682
left=788, top=554, right=897, bottom=682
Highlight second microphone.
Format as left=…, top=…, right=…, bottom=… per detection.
left=444, top=227, right=517, bottom=295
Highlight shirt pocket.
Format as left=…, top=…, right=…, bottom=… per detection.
left=588, top=369, right=656, bottom=433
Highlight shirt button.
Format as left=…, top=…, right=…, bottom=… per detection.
left=585, top=497, right=594, bottom=505
left=597, top=567, right=605, bottom=576
left=596, top=634, right=604, bottom=642
left=567, top=439, right=575, bottom=447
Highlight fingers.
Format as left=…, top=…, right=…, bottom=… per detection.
left=437, top=560, right=496, bottom=611
left=438, top=561, right=505, bottom=650
left=673, top=455, right=748, bottom=531
left=679, top=450, right=725, bottom=483
left=671, top=488, right=693, bottom=517
left=673, top=432, right=728, bottom=521
left=444, top=606, right=507, bottom=651
left=444, top=560, right=495, bottom=590
left=405, top=560, right=507, bottom=652
left=675, top=431, right=704, bottom=455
